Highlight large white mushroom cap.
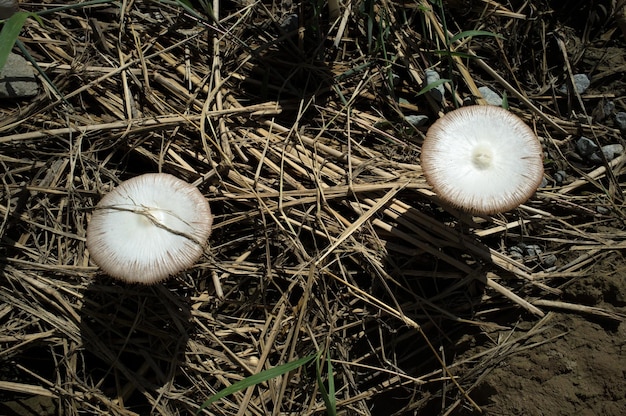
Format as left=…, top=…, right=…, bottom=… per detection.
left=420, top=105, right=544, bottom=215
left=86, top=173, right=213, bottom=284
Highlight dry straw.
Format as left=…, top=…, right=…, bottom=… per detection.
left=0, top=0, right=624, bottom=415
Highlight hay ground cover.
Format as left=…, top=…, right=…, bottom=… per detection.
left=1, top=0, right=626, bottom=414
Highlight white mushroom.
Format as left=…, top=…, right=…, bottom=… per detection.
left=86, top=173, right=213, bottom=284
left=420, top=105, right=544, bottom=215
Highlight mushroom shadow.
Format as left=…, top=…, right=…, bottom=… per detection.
left=222, top=6, right=336, bottom=126
left=79, top=279, right=193, bottom=414
left=365, top=200, right=500, bottom=415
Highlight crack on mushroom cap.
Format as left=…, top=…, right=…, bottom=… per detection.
left=94, top=204, right=206, bottom=247
left=420, top=105, right=544, bottom=215
left=86, top=173, right=213, bottom=284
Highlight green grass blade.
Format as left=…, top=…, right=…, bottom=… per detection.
left=0, top=12, right=31, bottom=72
left=316, top=351, right=337, bottom=416
left=431, top=49, right=485, bottom=59
left=416, top=78, right=450, bottom=96
left=449, top=30, right=503, bottom=43
left=196, top=353, right=317, bottom=414
left=158, top=0, right=214, bottom=22
left=325, top=353, right=336, bottom=416
left=34, top=0, right=115, bottom=16
left=16, top=39, right=70, bottom=105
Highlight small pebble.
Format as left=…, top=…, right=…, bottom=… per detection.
left=0, top=53, right=38, bottom=99
left=424, top=69, right=444, bottom=103
left=0, top=1, right=17, bottom=19
left=509, top=245, right=524, bottom=261
left=391, top=73, right=401, bottom=88
left=589, top=144, right=624, bottom=163
left=554, top=170, right=567, bottom=183
left=602, top=100, right=615, bottom=116
left=279, top=14, right=299, bottom=32
left=603, top=144, right=624, bottom=160
left=558, top=74, right=590, bottom=95
left=596, top=206, right=610, bottom=214
left=404, top=114, right=429, bottom=127
left=541, top=254, right=557, bottom=268
left=615, top=112, right=626, bottom=131
left=576, top=136, right=598, bottom=157
left=592, top=100, right=614, bottom=122
left=478, top=86, right=503, bottom=106
left=525, top=245, right=542, bottom=257
left=509, top=243, right=544, bottom=260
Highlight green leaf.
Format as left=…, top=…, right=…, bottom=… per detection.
left=0, top=12, right=31, bottom=72
left=416, top=78, right=450, bottom=96
left=155, top=0, right=213, bottom=21
left=316, top=351, right=336, bottom=416
left=327, top=358, right=335, bottom=414
left=35, top=0, right=115, bottom=17
left=449, top=30, right=503, bottom=43
left=196, top=353, right=317, bottom=414
left=431, top=49, right=486, bottom=59
left=501, top=90, right=509, bottom=109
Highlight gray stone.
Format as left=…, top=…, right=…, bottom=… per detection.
left=404, top=114, right=429, bottom=127
left=0, top=1, right=18, bottom=20
left=615, top=112, right=626, bottom=131
left=478, top=86, right=502, bottom=106
left=525, top=245, right=542, bottom=257
left=601, top=144, right=624, bottom=161
left=279, top=14, right=299, bottom=33
left=509, top=245, right=524, bottom=255
left=589, top=144, right=624, bottom=163
left=424, top=69, right=444, bottom=103
left=509, top=245, right=524, bottom=261
left=541, top=254, right=557, bottom=268
left=558, top=74, right=590, bottom=95
left=576, top=136, right=598, bottom=157
left=592, top=100, right=615, bottom=122
left=390, top=72, right=401, bottom=88
left=554, top=170, right=567, bottom=183
left=0, top=53, right=38, bottom=98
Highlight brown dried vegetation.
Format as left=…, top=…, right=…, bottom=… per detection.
left=1, top=0, right=625, bottom=415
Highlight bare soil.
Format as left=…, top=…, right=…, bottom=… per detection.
left=477, top=314, right=626, bottom=416
left=465, top=253, right=626, bottom=416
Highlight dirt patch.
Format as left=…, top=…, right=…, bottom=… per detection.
left=467, top=254, right=626, bottom=416
left=475, top=314, right=626, bottom=416
left=563, top=252, right=626, bottom=307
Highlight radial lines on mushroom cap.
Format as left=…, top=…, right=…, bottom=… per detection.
left=420, top=105, right=544, bottom=215
left=86, top=173, right=213, bottom=284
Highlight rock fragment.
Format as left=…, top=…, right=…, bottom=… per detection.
left=0, top=53, right=38, bottom=99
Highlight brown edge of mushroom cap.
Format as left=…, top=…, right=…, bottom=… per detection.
left=85, top=173, right=213, bottom=284
left=420, top=105, right=544, bottom=215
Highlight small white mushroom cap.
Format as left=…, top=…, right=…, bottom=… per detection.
left=420, top=105, right=544, bottom=215
left=86, top=173, right=213, bottom=284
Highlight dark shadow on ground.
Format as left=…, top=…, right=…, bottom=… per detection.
left=79, top=279, right=193, bottom=414
left=367, top=198, right=497, bottom=415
